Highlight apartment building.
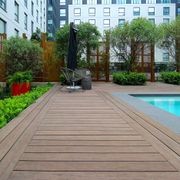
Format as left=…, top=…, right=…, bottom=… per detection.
left=0, top=0, right=46, bottom=38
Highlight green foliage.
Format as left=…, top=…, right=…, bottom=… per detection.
left=59, top=74, right=66, bottom=84
left=31, top=28, right=41, bottom=42
left=110, top=18, right=157, bottom=72
left=0, top=84, right=52, bottom=128
left=2, top=37, right=42, bottom=76
left=113, top=72, right=147, bottom=85
left=55, top=24, right=70, bottom=60
left=7, top=71, right=32, bottom=85
left=160, top=72, right=180, bottom=85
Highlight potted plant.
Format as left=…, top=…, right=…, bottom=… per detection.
left=8, top=71, right=32, bottom=96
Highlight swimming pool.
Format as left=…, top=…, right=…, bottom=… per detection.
left=134, top=95, right=180, bottom=117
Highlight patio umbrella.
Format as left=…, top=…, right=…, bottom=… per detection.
left=67, top=22, right=78, bottom=70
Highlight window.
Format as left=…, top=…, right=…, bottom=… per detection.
left=74, top=8, right=81, bottom=16
left=133, top=7, right=140, bottom=16
left=36, top=0, right=38, bottom=5
left=132, top=0, right=141, bottom=3
left=43, top=22, right=45, bottom=32
left=118, top=19, right=125, bottom=27
left=60, top=9, right=66, bottom=16
left=177, top=8, right=180, bottom=16
left=87, top=0, right=96, bottom=4
left=117, top=0, right=126, bottom=4
left=0, top=18, right=6, bottom=33
left=118, top=7, right=125, bottom=16
left=89, top=19, right=96, bottom=25
left=148, top=7, right=155, bottom=15
left=82, top=0, right=87, bottom=4
left=24, top=13, right=28, bottom=30
left=161, top=0, right=170, bottom=3
left=40, top=0, right=42, bottom=13
left=60, top=20, right=66, bottom=27
left=0, top=0, right=6, bottom=10
left=97, top=0, right=102, bottom=4
left=103, top=0, right=111, bottom=4
left=48, top=20, right=53, bottom=24
left=31, top=1, right=34, bottom=16
left=163, top=7, right=170, bottom=15
left=148, top=18, right=155, bottom=24
left=14, top=29, right=19, bottom=36
left=163, top=52, right=169, bottom=61
left=14, top=1, right=19, bottom=22
left=89, top=8, right=95, bottom=16
left=103, top=19, right=110, bottom=27
left=36, top=10, right=39, bottom=23
left=40, top=16, right=42, bottom=28
left=31, top=21, right=34, bottom=34
left=163, top=18, right=169, bottom=24
left=104, top=8, right=110, bottom=16
left=60, top=0, right=66, bottom=5
left=74, top=0, right=81, bottom=4
left=146, top=0, right=156, bottom=3
left=74, top=19, right=81, bottom=25
left=24, top=0, right=28, bottom=7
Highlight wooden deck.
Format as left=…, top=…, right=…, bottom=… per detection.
left=0, top=83, right=180, bottom=180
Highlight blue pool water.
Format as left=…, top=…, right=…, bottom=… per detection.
left=135, top=95, right=180, bottom=117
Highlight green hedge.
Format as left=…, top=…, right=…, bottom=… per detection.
left=113, top=72, right=147, bottom=85
left=0, top=84, right=52, bottom=128
left=160, top=72, right=180, bottom=85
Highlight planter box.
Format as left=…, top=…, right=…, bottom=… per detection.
left=11, top=82, right=30, bottom=96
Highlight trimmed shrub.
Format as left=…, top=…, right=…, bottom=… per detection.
left=0, top=84, right=52, bottom=128
left=160, top=72, right=180, bottom=85
left=113, top=72, right=147, bottom=85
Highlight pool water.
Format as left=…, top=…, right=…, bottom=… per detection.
left=135, top=95, right=180, bottom=117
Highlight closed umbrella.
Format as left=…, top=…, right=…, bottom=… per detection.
left=67, top=22, right=77, bottom=70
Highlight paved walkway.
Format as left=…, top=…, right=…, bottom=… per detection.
left=0, top=83, right=180, bottom=180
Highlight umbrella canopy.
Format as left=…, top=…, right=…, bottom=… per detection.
left=67, top=22, right=77, bottom=70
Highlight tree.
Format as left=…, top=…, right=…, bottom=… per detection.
left=111, top=18, right=158, bottom=72
left=76, top=22, right=101, bottom=64
left=31, top=28, right=41, bottom=42
left=2, top=37, right=42, bottom=76
left=157, top=17, right=180, bottom=71
left=56, top=23, right=101, bottom=66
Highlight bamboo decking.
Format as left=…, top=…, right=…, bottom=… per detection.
left=0, top=83, right=180, bottom=180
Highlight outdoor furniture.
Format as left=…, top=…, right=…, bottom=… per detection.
left=60, top=67, right=84, bottom=92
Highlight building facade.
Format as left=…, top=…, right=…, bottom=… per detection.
left=59, top=0, right=178, bottom=62
left=47, top=0, right=60, bottom=39
left=0, top=0, right=47, bottom=38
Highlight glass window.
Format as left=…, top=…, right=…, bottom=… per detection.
left=162, top=0, right=170, bottom=3
left=0, top=0, right=6, bottom=10
left=60, top=0, right=66, bottom=5
left=87, top=0, right=96, bottom=4
left=163, top=52, right=169, bottom=61
left=132, top=0, right=141, bottom=3
left=24, top=13, right=28, bottom=30
left=40, top=16, right=42, bottom=28
left=0, top=18, right=6, bottom=33
left=148, top=18, right=155, bottom=24
left=118, top=19, right=125, bottom=27
left=146, top=0, right=156, bottom=3
left=14, top=29, right=19, bottom=36
left=163, top=7, right=170, bottom=15
left=15, top=1, right=19, bottom=22
left=36, top=10, right=39, bottom=23
left=40, top=0, right=42, bottom=13
left=24, top=0, right=28, bottom=7
left=31, top=21, right=34, bottom=34
left=31, top=1, right=34, bottom=16
left=103, top=0, right=111, bottom=4
left=163, top=18, right=169, bottom=24
left=60, top=20, right=66, bottom=27
left=104, top=8, right=110, bottom=16
left=148, top=7, right=155, bottom=15
left=133, top=7, right=140, bottom=16
left=74, top=8, right=81, bottom=16
left=177, top=8, right=180, bottom=16
left=60, top=9, right=66, bottom=16
left=97, top=0, right=102, bottom=4
left=89, top=8, right=95, bottom=16
left=103, top=19, right=110, bottom=27
left=89, top=19, right=96, bottom=25
left=74, top=0, right=81, bottom=4
left=74, top=19, right=81, bottom=25
left=36, top=0, right=38, bottom=5
left=118, top=7, right=125, bottom=16
left=117, top=0, right=126, bottom=3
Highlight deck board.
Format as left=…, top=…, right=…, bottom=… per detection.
left=0, top=83, right=180, bottom=180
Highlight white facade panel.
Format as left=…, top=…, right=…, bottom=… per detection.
left=0, top=0, right=46, bottom=38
